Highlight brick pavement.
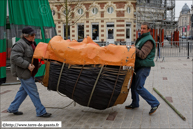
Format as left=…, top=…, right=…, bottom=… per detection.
left=0, top=57, right=192, bottom=129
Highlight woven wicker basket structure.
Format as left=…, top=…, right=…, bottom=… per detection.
left=33, top=36, right=136, bottom=110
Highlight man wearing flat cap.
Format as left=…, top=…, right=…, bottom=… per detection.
left=7, top=26, right=52, bottom=117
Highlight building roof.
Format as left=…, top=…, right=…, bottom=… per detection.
left=181, top=3, right=190, bottom=14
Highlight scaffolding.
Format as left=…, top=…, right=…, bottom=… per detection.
left=136, top=0, right=177, bottom=42
left=136, top=0, right=176, bottom=28
left=136, top=0, right=165, bottom=29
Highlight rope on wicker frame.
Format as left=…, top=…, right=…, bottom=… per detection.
left=56, top=63, right=66, bottom=97
left=87, top=65, right=104, bottom=107
left=107, top=65, right=122, bottom=108
left=45, top=62, right=74, bottom=109
left=40, top=58, right=48, bottom=85
left=71, top=65, right=84, bottom=99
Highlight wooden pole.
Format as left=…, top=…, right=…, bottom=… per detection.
left=153, top=88, right=186, bottom=121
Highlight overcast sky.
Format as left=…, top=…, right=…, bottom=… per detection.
left=175, top=0, right=193, bottom=20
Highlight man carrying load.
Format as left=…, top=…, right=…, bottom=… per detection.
left=125, top=22, right=160, bottom=115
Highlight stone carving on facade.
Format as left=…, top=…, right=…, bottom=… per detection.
left=50, top=5, right=58, bottom=21
left=74, top=2, right=86, bottom=16
left=104, top=1, right=116, bottom=12
left=59, top=5, right=72, bottom=21
left=125, top=2, right=134, bottom=15
left=89, top=2, right=100, bottom=12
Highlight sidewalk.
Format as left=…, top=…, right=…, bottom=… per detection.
left=0, top=57, right=192, bottom=129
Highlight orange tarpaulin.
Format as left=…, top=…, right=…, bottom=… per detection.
left=33, top=36, right=136, bottom=67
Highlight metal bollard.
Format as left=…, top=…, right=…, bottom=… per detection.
left=187, top=42, right=189, bottom=59
left=157, top=42, right=160, bottom=58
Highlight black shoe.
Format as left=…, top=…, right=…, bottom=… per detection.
left=149, top=104, right=160, bottom=115
left=125, top=104, right=139, bottom=109
left=39, top=113, right=52, bottom=117
left=13, top=111, right=23, bottom=115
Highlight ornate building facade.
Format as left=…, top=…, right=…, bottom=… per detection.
left=49, top=0, right=136, bottom=44
left=190, top=5, right=193, bottom=37
left=178, top=3, right=191, bottom=37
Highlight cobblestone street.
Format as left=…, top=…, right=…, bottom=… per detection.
left=1, top=57, right=192, bottom=129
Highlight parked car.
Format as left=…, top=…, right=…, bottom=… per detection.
left=187, top=36, right=193, bottom=40
left=64, top=36, right=71, bottom=40
left=166, top=35, right=171, bottom=41
left=181, top=36, right=186, bottom=39
left=77, top=39, right=83, bottom=42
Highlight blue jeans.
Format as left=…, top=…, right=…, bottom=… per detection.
left=131, top=67, right=159, bottom=108
left=8, top=77, right=46, bottom=116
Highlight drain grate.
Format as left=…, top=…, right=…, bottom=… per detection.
left=106, top=111, right=118, bottom=121
left=165, top=97, right=173, bottom=103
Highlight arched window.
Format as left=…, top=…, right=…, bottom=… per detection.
left=63, top=10, right=66, bottom=15
left=92, top=7, right=98, bottom=15
left=78, top=8, right=83, bottom=15
left=127, top=7, right=131, bottom=14
left=107, top=7, right=114, bottom=14
left=52, top=10, right=55, bottom=16
left=64, top=9, right=70, bottom=16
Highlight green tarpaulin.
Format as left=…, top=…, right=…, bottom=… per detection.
left=0, top=0, right=56, bottom=85
left=0, top=0, right=7, bottom=84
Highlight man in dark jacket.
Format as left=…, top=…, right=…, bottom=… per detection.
left=7, top=26, right=51, bottom=117
left=125, top=22, right=160, bottom=115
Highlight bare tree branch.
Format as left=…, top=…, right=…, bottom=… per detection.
left=52, top=0, right=96, bottom=39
